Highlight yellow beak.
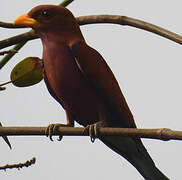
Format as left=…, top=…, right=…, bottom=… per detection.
left=14, top=13, right=37, bottom=27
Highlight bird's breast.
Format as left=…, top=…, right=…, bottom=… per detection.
left=43, top=42, right=103, bottom=126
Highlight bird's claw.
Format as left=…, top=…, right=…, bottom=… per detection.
left=85, top=122, right=103, bottom=143
left=45, top=123, right=63, bottom=141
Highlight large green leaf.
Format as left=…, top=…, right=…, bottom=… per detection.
left=10, top=57, right=43, bottom=87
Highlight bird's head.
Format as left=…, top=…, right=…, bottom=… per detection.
left=14, top=5, right=80, bottom=34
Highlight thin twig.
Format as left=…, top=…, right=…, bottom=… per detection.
left=0, top=49, right=18, bottom=56
left=59, top=0, right=74, bottom=6
left=0, top=21, right=25, bottom=28
left=0, top=30, right=37, bottom=50
left=0, top=122, right=11, bottom=149
left=0, top=157, right=36, bottom=171
left=0, top=87, right=6, bottom=91
left=0, top=41, right=27, bottom=69
left=0, top=126, right=181, bottom=141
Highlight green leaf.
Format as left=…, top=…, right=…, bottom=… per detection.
left=10, top=57, right=43, bottom=87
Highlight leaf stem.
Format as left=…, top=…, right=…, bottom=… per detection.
left=0, top=80, right=12, bottom=86
left=59, top=0, right=75, bottom=6
left=0, top=41, right=27, bottom=70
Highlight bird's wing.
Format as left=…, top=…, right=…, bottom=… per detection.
left=44, top=69, right=65, bottom=109
left=70, top=42, right=170, bottom=180
left=71, top=40, right=136, bottom=128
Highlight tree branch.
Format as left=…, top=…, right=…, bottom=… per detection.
left=0, top=30, right=38, bottom=50
left=78, top=15, right=182, bottom=44
left=59, top=0, right=74, bottom=6
left=0, top=157, right=36, bottom=171
left=0, top=49, right=18, bottom=56
left=1, top=15, right=182, bottom=50
left=0, top=21, right=25, bottom=28
left=0, top=126, right=182, bottom=141
left=0, top=41, right=27, bottom=69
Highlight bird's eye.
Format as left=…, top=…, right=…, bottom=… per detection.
left=31, top=9, right=55, bottom=21
left=40, top=10, right=52, bottom=18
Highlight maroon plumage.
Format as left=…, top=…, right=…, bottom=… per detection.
left=14, top=5, right=169, bottom=179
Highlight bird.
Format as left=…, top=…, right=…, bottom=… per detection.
left=14, top=5, right=169, bottom=179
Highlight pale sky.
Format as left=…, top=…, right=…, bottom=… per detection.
left=1, top=1, right=182, bottom=179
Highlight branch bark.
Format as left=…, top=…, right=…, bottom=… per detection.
left=0, top=126, right=182, bottom=141
left=0, top=15, right=182, bottom=50
left=0, top=30, right=38, bottom=50
left=0, top=22, right=24, bottom=28
left=0, top=157, right=36, bottom=171
left=78, top=15, right=182, bottom=44
left=0, top=49, right=18, bottom=56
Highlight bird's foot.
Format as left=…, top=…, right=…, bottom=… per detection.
left=84, top=121, right=106, bottom=143
left=45, top=123, right=70, bottom=141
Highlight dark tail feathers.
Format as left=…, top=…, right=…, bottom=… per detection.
left=100, top=136, right=169, bottom=180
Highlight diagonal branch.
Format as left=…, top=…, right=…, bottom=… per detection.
left=59, top=0, right=74, bottom=6
left=0, top=126, right=182, bottom=141
left=0, top=30, right=38, bottom=49
left=0, top=157, right=36, bottom=171
left=0, top=49, right=18, bottom=56
left=0, top=41, right=27, bottom=69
